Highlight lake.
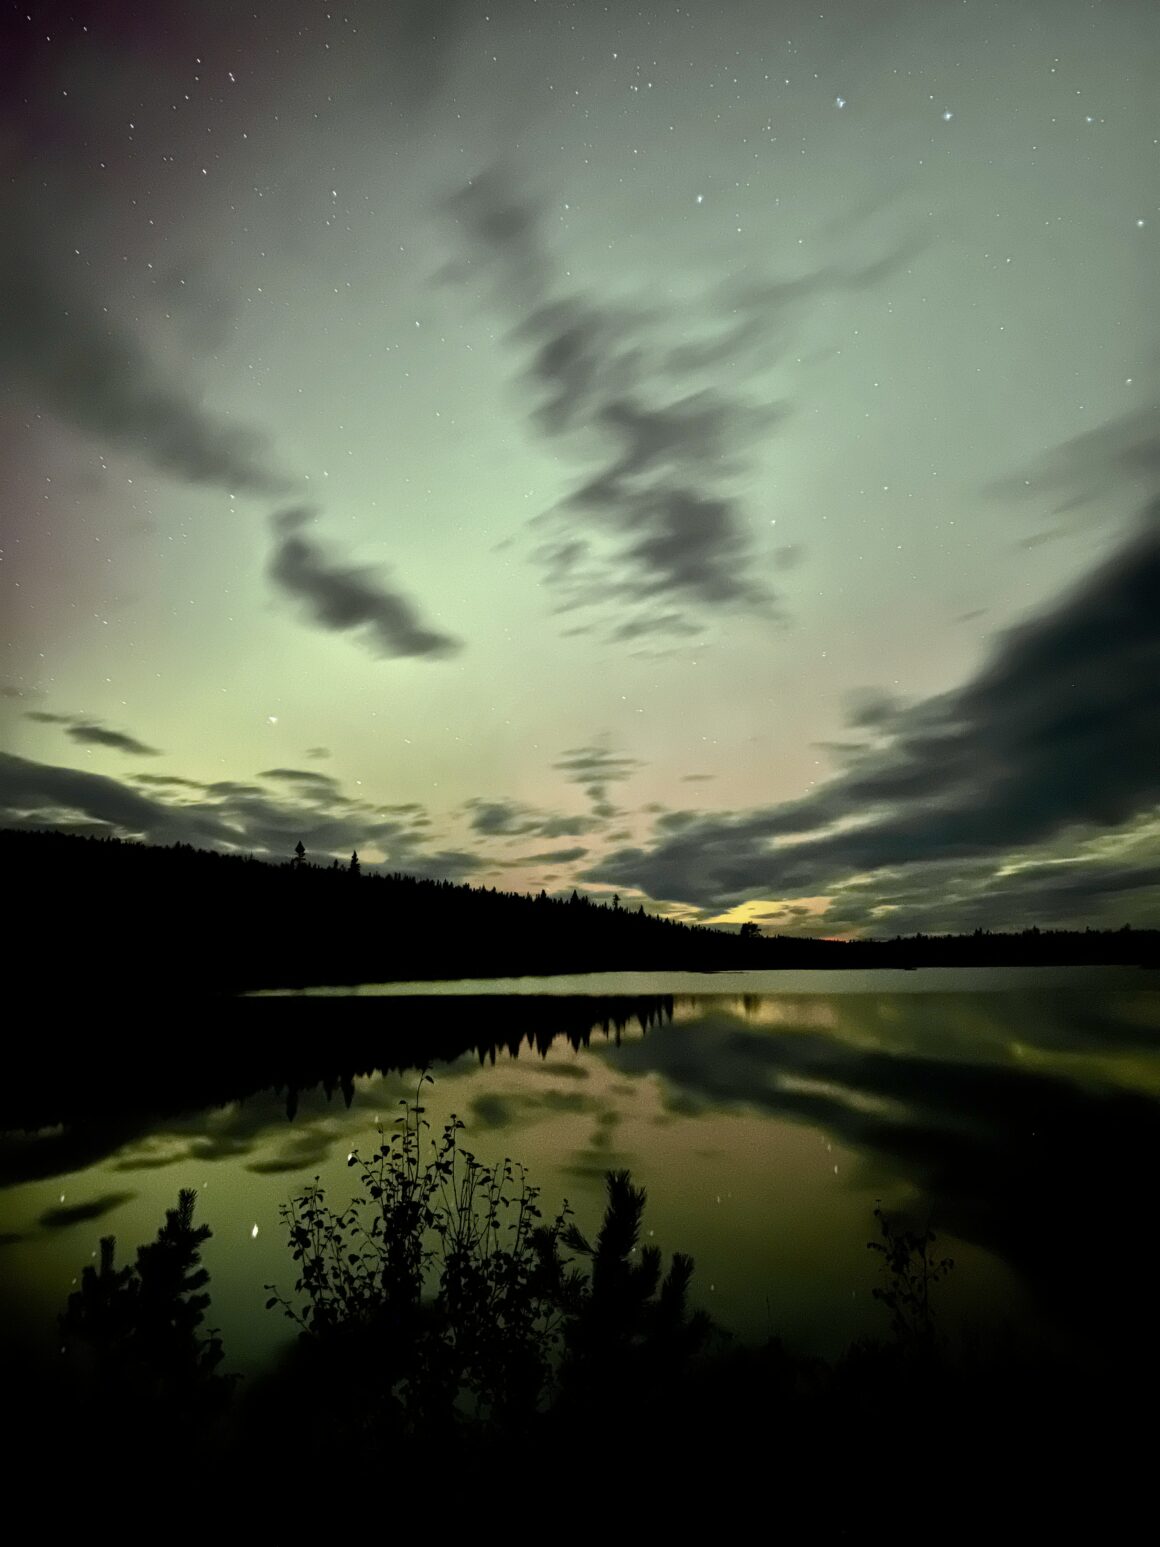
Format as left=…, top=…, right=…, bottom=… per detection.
left=2, top=967, right=1157, bottom=1375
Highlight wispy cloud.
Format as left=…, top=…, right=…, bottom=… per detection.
left=0, top=749, right=462, bottom=874
left=0, top=214, right=459, bottom=665
left=26, top=711, right=162, bottom=757
left=447, top=169, right=778, bottom=630
left=258, top=767, right=348, bottom=799
left=268, top=506, right=463, bottom=660
left=586, top=511, right=1160, bottom=923
left=0, top=252, right=290, bottom=496
left=464, top=797, right=600, bottom=840
left=448, top=167, right=917, bottom=637
left=987, top=405, right=1160, bottom=513
left=508, top=845, right=590, bottom=866
left=554, top=741, right=644, bottom=822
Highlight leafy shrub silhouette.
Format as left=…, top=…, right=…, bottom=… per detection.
left=867, top=1202, right=954, bottom=1349
left=265, top=1073, right=712, bottom=1440
left=265, top=1073, right=578, bottom=1435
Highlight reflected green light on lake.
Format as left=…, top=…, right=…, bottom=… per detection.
left=1, top=968, right=1156, bottom=1374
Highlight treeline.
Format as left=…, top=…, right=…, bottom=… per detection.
left=3, top=826, right=1154, bottom=992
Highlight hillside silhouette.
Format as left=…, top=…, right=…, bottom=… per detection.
left=3, top=826, right=1154, bottom=993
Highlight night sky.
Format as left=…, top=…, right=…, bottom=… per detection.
left=1, top=0, right=1157, bottom=936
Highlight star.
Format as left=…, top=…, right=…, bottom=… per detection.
left=835, top=95, right=846, bottom=109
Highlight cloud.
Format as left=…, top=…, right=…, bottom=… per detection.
left=258, top=767, right=347, bottom=798
left=245, top=1126, right=339, bottom=1176
left=585, top=513, right=1160, bottom=919
left=554, top=741, right=643, bottom=820
left=1, top=176, right=454, bottom=669
left=605, top=612, right=703, bottom=643
left=772, top=544, right=805, bottom=571
left=468, top=1086, right=597, bottom=1133
left=377, top=849, right=493, bottom=883
left=447, top=170, right=780, bottom=630
left=351, top=0, right=482, bottom=107
left=0, top=749, right=471, bottom=877
left=536, top=814, right=601, bottom=838
left=464, top=796, right=600, bottom=839
left=448, top=168, right=918, bottom=636
left=554, top=745, right=642, bottom=784
left=37, top=1192, right=136, bottom=1230
left=807, top=826, right=1160, bottom=936
left=0, top=751, right=235, bottom=846
left=69, top=724, right=161, bottom=756
left=0, top=251, right=291, bottom=495
left=509, top=846, right=589, bottom=866
left=1016, top=528, right=1068, bottom=552
left=466, top=799, right=540, bottom=837
left=268, top=505, right=463, bottom=660
left=988, top=405, right=1160, bottom=513
left=151, top=256, right=239, bottom=352
left=26, top=711, right=162, bottom=756
left=842, top=687, right=908, bottom=733
left=131, top=773, right=207, bottom=789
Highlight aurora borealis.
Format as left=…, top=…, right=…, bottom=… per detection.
left=1, top=0, right=1157, bottom=935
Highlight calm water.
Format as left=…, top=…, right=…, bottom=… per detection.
left=2, top=968, right=1157, bottom=1373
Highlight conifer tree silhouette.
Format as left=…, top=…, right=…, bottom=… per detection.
left=60, top=1188, right=231, bottom=1417
left=560, top=1170, right=711, bottom=1400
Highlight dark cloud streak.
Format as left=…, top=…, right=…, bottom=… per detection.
left=0, top=254, right=290, bottom=496
left=448, top=169, right=780, bottom=628
left=0, top=750, right=469, bottom=877
left=587, top=512, right=1160, bottom=917
left=268, top=506, right=462, bottom=660
left=449, top=167, right=920, bottom=634
left=26, top=711, right=161, bottom=756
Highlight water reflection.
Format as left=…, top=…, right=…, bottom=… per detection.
left=1, top=975, right=1157, bottom=1372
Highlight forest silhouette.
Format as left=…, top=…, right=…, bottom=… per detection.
left=4, top=826, right=1154, bottom=994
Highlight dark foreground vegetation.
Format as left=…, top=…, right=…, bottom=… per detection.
left=10, top=1077, right=1153, bottom=1532
left=5, top=826, right=1154, bottom=992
